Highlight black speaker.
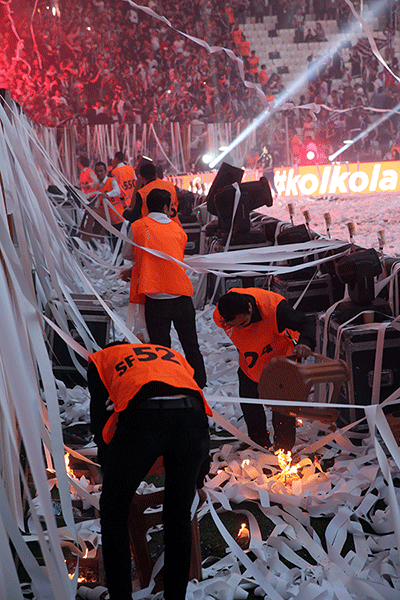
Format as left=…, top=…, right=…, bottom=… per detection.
left=205, top=162, right=244, bottom=216
left=214, top=187, right=250, bottom=233
left=214, top=177, right=273, bottom=234
left=238, top=177, right=273, bottom=210
left=276, top=224, right=317, bottom=279
left=336, top=248, right=382, bottom=305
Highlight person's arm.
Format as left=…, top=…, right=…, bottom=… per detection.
left=121, top=226, right=135, bottom=261
left=276, top=299, right=316, bottom=355
left=88, top=361, right=112, bottom=468
left=103, top=178, right=121, bottom=198
left=89, top=170, right=98, bottom=188
left=123, top=190, right=142, bottom=222
left=119, top=227, right=134, bottom=281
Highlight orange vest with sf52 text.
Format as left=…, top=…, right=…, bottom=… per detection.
left=213, top=287, right=299, bottom=382
left=89, top=344, right=211, bottom=442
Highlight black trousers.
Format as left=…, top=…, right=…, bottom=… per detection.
left=145, top=295, right=207, bottom=388
left=238, top=368, right=296, bottom=451
left=100, top=403, right=210, bottom=600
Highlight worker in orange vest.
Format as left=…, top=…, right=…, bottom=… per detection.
left=110, top=151, right=136, bottom=204
left=94, top=161, right=124, bottom=227
left=123, top=160, right=180, bottom=224
left=213, top=288, right=315, bottom=450
left=78, top=155, right=97, bottom=195
left=120, top=188, right=206, bottom=388
left=247, top=50, right=259, bottom=82
left=88, top=341, right=211, bottom=600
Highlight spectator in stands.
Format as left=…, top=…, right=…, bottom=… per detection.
left=302, top=112, right=317, bottom=139
left=314, top=0, right=327, bottom=21
left=3, top=0, right=400, bottom=170
left=326, top=88, right=341, bottom=108
left=238, top=35, right=250, bottom=59
left=314, top=22, right=326, bottom=42
left=293, top=8, right=305, bottom=43
left=253, top=0, right=266, bottom=23
left=391, top=137, right=400, bottom=160
left=247, top=50, right=259, bottom=82
left=258, top=64, right=269, bottom=92
left=231, top=23, right=243, bottom=46
left=304, top=28, right=315, bottom=42
left=349, top=47, right=362, bottom=78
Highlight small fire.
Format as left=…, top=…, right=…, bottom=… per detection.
left=241, top=459, right=250, bottom=468
left=236, top=522, right=249, bottom=545
left=67, top=571, right=88, bottom=583
left=64, top=452, right=77, bottom=479
left=274, top=449, right=300, bottom=483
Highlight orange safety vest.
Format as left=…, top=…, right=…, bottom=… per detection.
left=129, top=216, right=193, bottom=303
left=213, top=288, right=299, bottom=383
left=79, top=167, right=97, bottom=194
left=138, top=179, right=180, bottom=223
left=248, top=56, right=259, bottom=74
left=97, top=177, right=125, bottom=225
left=259, top=70, right=269, bottom=86
left=231, top=28, right=243, bottom=45
left=111, top=163, right=136, bottom=202
left=239, top=40, right=250, bottom=57
left=89, top=343, right=211, bottom=443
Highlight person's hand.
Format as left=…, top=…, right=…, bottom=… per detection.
left=118, top=266, right=132, bottom=281
left=292, top=344, right=312, bottom=358
left=105, top=398, right=114, bottom=411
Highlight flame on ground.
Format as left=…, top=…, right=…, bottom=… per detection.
left=274, top=449, right=300, bottom=483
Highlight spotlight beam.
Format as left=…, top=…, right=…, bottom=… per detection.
left=209, top=0, right=388, bottom=169
left=329, top=101, right=400, bottom=161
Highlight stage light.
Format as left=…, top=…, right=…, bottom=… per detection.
left=306, top=150, right=315, bottom=161
left=52, top=7, right=56, bottom=15
left=202, top=153, right=214, bottom=165
left=208, top=0, right=388, bottom=170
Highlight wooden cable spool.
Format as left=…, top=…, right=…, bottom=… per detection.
left=258, top=353, right=350, bottom=423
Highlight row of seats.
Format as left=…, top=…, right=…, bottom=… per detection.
left=240, top=15, right=397, bottom=99
left=241, top=14, right=383, bottom=67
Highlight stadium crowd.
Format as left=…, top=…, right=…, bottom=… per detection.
left=1, top=0, right=399, bottom=166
